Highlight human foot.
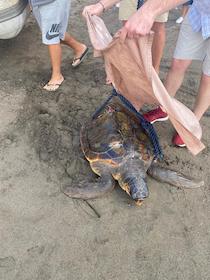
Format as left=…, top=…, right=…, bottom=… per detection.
left=43, top=76, right=64, bottom=92
left=72, top=45, right=89, bottom=68
left=143, top=107, right=168, bottom=124
left=172, top=132, right=186, bottom=147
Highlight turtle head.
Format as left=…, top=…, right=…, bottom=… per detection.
left=115, top=157, right=149, bottom=204
left=122, top=176, right=149, bottom=202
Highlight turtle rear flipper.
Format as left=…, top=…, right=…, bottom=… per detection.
left=147, top=165, right=204, bottom=189
left=61, top=175, right=115, bottom=199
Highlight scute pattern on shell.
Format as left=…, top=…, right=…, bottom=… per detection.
left=82, top=98, right=154, bottom=163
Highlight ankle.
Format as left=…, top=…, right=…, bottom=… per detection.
left=74, top=44, right=87, bottom=55
left=50, top=73, right=63, bottom=82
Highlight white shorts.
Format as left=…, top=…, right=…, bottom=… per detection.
left=119, top=0, right=168, bottom=22
left=32, top=0, right=71, bottom=45
left=174, top=14, right=210, bottom=76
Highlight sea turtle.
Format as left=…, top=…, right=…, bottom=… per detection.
left=62, top=96, right=203, bottom=205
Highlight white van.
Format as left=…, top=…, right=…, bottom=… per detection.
left=0, top=0, right=29, bottom=39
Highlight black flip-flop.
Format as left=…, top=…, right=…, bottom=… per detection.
left=72, top=47, right=89, bottom=68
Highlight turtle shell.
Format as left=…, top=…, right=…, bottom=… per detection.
left=80, top=96, right=154, bottom=166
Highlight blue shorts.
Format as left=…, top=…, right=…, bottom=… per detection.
left=32, top=0, right=71, bottom=45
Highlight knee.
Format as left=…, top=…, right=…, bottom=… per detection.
left=170, top=59, right=190, bottom=73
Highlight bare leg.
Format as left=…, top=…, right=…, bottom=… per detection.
left=47, top=43, right=64, bottom=84
left=181, top=5, right=189, bottom=18
left=193, top=74, right=210, bottom=120
left=164, top=58, right=192, bottom=97
left=151, top=22, right=166, bottom=73
left=167, top=64, right=210, bottom=146
left=165, top=60, right=210, bottom=119
left=44, top=33, right=87, bottom=90
left=61, top=32, right=87, bottom=58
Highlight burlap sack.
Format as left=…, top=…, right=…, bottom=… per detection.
left=85, top=12, right=204, bottom=155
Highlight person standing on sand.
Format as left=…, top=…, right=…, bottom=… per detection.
left=30, top=0, right=89, bottom=91
left=83, top=0, right=210, bottom=148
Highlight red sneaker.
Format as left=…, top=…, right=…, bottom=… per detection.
left=143, top=107, right=168, bottom=124
left=172, top=133, right=186, bottom=147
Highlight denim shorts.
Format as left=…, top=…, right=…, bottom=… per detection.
left=32, top=0, right=71, bottom=45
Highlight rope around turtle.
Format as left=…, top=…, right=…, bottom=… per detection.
left=137, top=0, right=144, bottom=10
left=92, top=88, right=163, bottom=160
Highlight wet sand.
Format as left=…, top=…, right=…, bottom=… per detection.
left=0, top=2, right=210, bottom=280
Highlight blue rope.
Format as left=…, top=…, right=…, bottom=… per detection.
left=92, top=88, right=163, bottom=160
left=137, top=0, right=144, bottom=9
left=92, top=94, right=114, bottom=119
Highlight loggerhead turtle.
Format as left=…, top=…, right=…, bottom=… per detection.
left=62, top=96, right=204, bottom=205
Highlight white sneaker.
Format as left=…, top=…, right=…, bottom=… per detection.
left=176, top=16, right=184, bottom=24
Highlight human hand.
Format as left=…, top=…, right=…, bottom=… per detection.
left=82, top=3, right=104, bottom=18
left=120, top=8, right=155, bottom=39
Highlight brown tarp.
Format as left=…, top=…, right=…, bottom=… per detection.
left=85, top=13, right=205, bottom=155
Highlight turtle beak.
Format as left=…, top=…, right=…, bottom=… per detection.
left=135, top=200, right=143, bottom=206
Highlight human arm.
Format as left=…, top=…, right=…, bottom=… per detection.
left=82, top=0, right=120, bottom=17
left=122, top=0, right=188, bottom=37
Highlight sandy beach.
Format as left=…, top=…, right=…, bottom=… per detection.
left=0, top=2, right=210, bottom=279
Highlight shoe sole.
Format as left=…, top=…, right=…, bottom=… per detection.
left=150, top=116, right=169, bottom=124
left=174, top=143, right=186, bottom=148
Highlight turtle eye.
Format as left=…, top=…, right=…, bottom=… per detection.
left=96, top=113, right=103, bottom=119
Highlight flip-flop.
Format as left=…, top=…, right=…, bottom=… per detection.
left=43, top=78, right=64, bottom=92
left=72, top=47, right=89, bottom=68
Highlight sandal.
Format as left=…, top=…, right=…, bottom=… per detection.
left=43, top=78, right=64, bottom=92
left=72, top=47, right=89, bottom=68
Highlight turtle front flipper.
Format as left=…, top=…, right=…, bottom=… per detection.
left=61, top=175, right=115, bottom=199
left=147, top=164, right=204, bottom=189
left=80, top=123, right=97, bottom=161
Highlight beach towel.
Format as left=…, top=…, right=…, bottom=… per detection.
left=85, top=13, right=205, bottom=155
